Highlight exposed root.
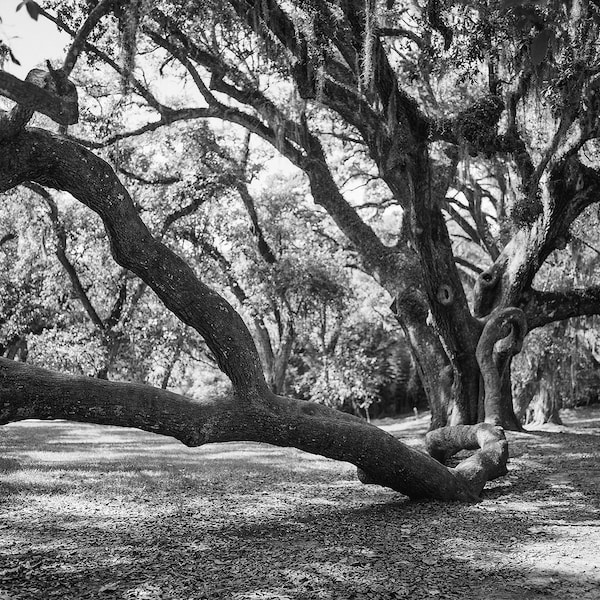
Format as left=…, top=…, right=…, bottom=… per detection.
left=425, top=423, right=508, bottom=497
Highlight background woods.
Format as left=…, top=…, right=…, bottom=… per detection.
left=1, top=0, right=600, bottom=500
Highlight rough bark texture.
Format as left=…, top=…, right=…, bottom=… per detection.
left=0, top=70, right=78, bottom=128
left=0, top=358, right=489, bottom=501
left=476, top=308, right=527, bottom=429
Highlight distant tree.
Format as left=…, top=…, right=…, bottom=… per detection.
left=513, top=215, right=600, bottom=423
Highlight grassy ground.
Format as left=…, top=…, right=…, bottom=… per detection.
left=0, top=407, right=599, bottom=600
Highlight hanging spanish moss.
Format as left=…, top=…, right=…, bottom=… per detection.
left=289, top=1, right=330, bottom=102
left=362, top=0, right=379, bottom=91
left=117, top=0, right=148, bottom=93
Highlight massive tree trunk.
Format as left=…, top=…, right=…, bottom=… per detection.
left=28, top=0, right=600, bottom=436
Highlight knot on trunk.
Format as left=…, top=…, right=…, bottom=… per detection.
left=473, top=266, right=502, bottom=318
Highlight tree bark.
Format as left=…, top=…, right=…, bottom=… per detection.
left=476, top=308, right=527, bottom=430
left=0, top=357, right=497, bottom=501
left=425, top=423, right=508, bottom=497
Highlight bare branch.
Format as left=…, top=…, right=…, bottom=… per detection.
left=524, top=286, right=600, bottom=329
left=118, top=166, right=181, bottom=186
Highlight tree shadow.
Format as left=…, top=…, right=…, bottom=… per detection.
left=1, top=415, right=599, bottom=599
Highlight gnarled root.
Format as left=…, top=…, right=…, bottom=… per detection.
left=425, top=423, right=508, bottom=497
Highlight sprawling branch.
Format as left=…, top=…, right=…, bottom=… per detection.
left=0, top=129, right=265, bottom=392
left=74, top=109, right=217, bottom=149
left=0, top=357, right=492, bottom=501
left=524, top=286, right=600, bottom=329
left=475, top=158, right=600, bottom=317
left=140, top=9, right=393, bottom=279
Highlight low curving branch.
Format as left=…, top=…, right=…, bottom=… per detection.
left=0, top=358, right=479, bottom=502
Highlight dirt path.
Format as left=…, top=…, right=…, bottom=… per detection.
left=0, top=407, right=599, bottom=599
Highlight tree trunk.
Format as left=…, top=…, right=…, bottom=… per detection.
left=476, top=308, right=527, bottom=430
left=393, top=297, right=452, bottom=429
left=526, top=376, right=563, bottom=426
left=497, top=359, right=522, bottom=431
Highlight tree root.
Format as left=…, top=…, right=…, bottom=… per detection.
left=425, top=423, right=508, bottom=497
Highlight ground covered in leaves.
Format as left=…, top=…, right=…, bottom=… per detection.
left=0, top=406, right=599, bottom=600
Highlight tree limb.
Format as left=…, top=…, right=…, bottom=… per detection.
left=0, top=357, right=481, bottom=501
left=0, top=70, right=78, bottom=128
left=524, top=286, right=600, bottom=329
left=0, top=129, right=265, bottom=392
left=24, top=182, right=106, bottom=331
left=61, top=0, right=115, bottom=76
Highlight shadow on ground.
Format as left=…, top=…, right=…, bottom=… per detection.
left=0, top=408, right=599, bottom=599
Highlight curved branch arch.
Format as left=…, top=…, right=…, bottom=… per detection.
left=476, top=307, right=528, bottom=427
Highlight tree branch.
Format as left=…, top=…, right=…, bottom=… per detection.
left=39, top=6, right=168, bottom=115
left=24, top=182, right=106, bottom=331
left=0, top=70, right=78, bottom=129
left=61, top=0, right=115, bottom=76
left=0, top=357, right=484, bottom=501
left=0, top=129, right=265, bottom=392
left=524, top=286, right=600, bottom=329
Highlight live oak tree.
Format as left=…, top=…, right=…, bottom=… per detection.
left=2, top=0, right=600, bottom=500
